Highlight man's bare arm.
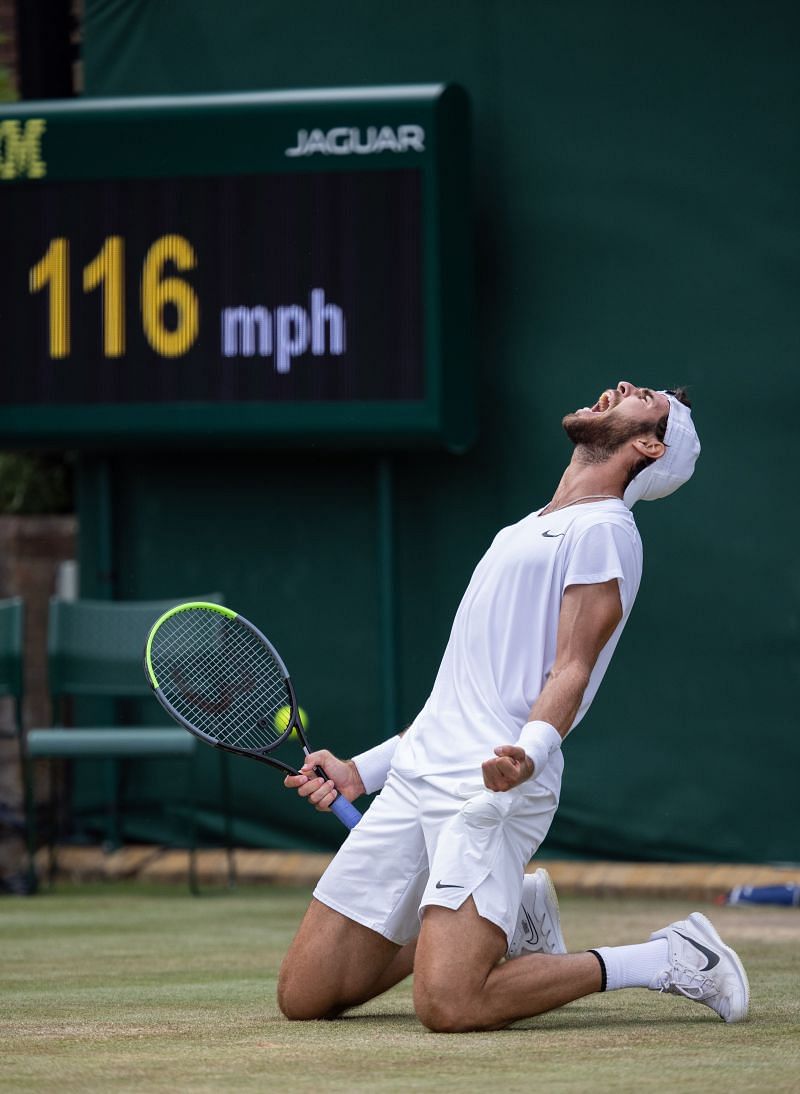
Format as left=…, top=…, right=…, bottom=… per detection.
left=529, top=577, right=623, bottom=733
left=482, top=578, right=623, bottom=791
left=284, top=729, right=408, bottom=811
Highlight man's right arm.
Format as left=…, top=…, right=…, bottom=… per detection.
left=283, top=750, right=366, bottom=812
left=284, top=731, right=405, bottom=812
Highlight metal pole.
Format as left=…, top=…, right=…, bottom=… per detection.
left=377, top=457, right=398, bottom=737
left=76, top=454, right=114, bottom=599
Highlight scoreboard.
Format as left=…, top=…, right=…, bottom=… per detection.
left=0, top=85, right=474, bottom=449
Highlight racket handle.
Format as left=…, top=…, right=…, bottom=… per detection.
left=329, top=793, right=362, bottom=829
left=310, top=762, right=361, bottom=828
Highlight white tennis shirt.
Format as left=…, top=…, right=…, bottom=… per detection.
left=392, top=499, right=643, bottom=781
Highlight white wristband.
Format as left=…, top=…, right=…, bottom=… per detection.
left=516, top=720, right=562, bottom=778
left=352, top=735, right=401, bottom=795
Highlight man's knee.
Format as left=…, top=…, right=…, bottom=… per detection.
left=276, top=954, right=310, bottom=1020
left=277, top=899, right=401, bottom=1020
left=412, top=900, right=508, bottom=1032
left=414, top=988, right=464, bottom=1033
left=413, top=973, right=478, bottom=1033
left=277, top=954, right=344, bottom=1021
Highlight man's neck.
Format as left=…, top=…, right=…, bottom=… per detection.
left=544, top=450, right=627, bottom=512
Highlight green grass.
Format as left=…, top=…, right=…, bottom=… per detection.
left=2, top=885, right=799, bottom=1092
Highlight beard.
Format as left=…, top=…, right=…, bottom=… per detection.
left=562, top=412, right=648, bottom=461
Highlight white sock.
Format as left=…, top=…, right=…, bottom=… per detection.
left=592, top=939, right=669, bottom=991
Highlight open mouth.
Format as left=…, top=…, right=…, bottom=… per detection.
left=576, top=390, right=617, bottom=415
left=591, top=390, right=616, bottom=413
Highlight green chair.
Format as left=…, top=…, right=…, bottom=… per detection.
left=25, top=595, right=235, bottom=892
left=0, top=598, right=30, bottom=889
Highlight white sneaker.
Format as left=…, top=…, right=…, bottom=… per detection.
left=648, top=911, right=750, bottom=1023
left=507, top=868, right=567, bottom=958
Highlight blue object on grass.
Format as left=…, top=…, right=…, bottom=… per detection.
left=727, top=884, right=800, bottom=906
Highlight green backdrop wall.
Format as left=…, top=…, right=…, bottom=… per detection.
left=74, top=0, right=800, bottom=863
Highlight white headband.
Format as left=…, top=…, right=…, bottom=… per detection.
left=623, top=393, right=701, bottom=507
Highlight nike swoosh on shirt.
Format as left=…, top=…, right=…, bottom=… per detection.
left=435, top=881, right=464, bottom=890
left=541, top=530, right=565, bottom=538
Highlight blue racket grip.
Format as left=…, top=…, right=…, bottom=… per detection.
left=329, top=793, right=361, bottom=829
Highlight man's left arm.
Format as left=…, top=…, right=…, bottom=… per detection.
left=482, top=578, right=623, bottom=791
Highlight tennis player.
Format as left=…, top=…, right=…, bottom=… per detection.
left=278, top=381, right=750, bottom=1030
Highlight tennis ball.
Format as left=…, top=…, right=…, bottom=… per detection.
left=274, top=704, right=309, bottom=739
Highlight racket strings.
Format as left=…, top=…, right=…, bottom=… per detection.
left=150, top=610, right=291, bottom=751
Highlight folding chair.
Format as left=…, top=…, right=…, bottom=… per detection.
left=25, top=595, right=235, bottom=892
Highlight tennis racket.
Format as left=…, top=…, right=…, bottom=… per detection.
left=143, top=601, right=362, bottom=829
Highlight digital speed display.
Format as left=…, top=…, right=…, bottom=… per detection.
left=0, top=86, right=474, bottom=449
left=5, top=171, right=423, bottom=404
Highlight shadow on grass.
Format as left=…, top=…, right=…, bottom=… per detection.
left=332, top=1008, right=713, bottom=1032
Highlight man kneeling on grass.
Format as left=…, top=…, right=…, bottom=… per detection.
left=279, top=381, right=749, bottom=1031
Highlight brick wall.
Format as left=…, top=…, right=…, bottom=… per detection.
left=0, top=3, right=82, bottom=881
left=0, top=516, right=76, bottom=882
left=0, top=515, right=77, bottom=729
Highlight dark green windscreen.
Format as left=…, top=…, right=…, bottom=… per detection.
left=70, top=0, right=800, bottom=863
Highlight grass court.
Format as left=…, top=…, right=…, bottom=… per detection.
left=3, top=884, right=799, bottom=1092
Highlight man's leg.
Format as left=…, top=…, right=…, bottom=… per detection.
left=277, top=898, right=417, bottom=1019
left=279, top=866, right=573, bottom=1022
left=413, top=897, right=601, bottom=1032
left=413, top=899, right=750, bottom=1032
left=279, top=771, right=429, bottom=1019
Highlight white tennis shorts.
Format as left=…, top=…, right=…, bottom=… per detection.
left=313, top=757, right=563, bottom=947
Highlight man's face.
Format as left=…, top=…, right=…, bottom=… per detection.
left=563, top=381, right=670, bottom=450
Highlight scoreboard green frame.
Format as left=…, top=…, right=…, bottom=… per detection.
left=0, top=85, right=475, bottom=450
